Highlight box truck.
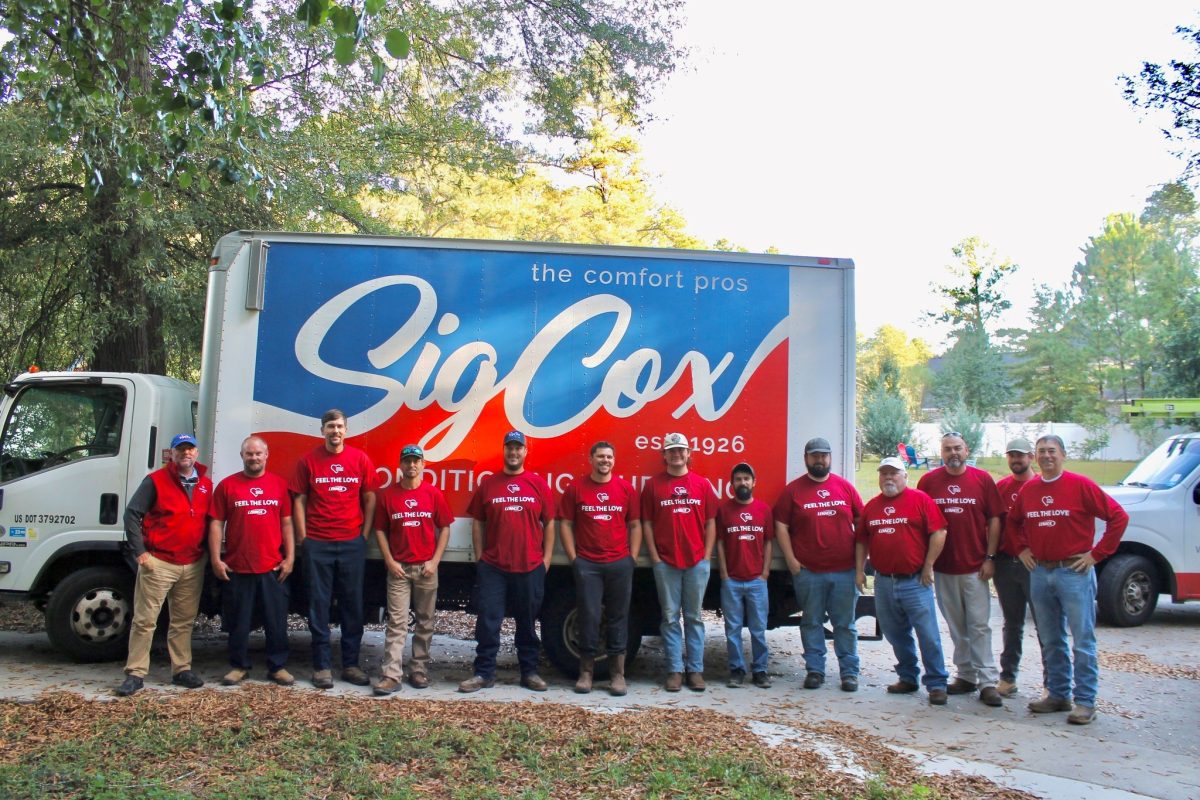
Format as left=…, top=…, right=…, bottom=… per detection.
left=0, top=232, right=859, bottom=674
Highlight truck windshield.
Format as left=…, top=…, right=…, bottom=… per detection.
left=0, top=383, right=125, bottom=482
left=1119, top=437, right=1200, bottom=490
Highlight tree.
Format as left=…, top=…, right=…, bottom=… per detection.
left=856, top=325, right=934, bottom=416
left=0, top=0, right=684, bottom=374
left=1124, top=25, right=1200, bottom=176
left=860, top=385, right=914, bottom=459
left=940, top=404, right=984, bottom=457
left=1009, top=286, right=1104, bottom=421
left=927, top=237, right=1016, bottom=417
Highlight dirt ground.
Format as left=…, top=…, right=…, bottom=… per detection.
left=0, top=598, right=1196, bottom=799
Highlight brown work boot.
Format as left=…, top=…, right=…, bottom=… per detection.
left=928, top=689, right=948, bottom=705
left=457, top=675, right=494, bottom=693
left=886, top=680, right=920, bottom=694
left=1067, top=704, right=1096, bottom=725
left=979, top=686, right=1003, bottom=707
left=946, top=678, right=977, bottom=695
left=268, top=669, right=295, bottom=687
left=312, top=669, right=334, bottom=690
left=341, top=666, right=370, bottom=686
left=575, top=656, right=594, bottom=694
left=1028, top=694, right=1072, bottom=713
left=222, top=668, right=248, bottom=686
left=685, top=671, right=706, bottom=692
left=996, top=679, right=1017, bottom=697
left=664, top=671, right=683, bottom=692
left=521, top=673, right=548, bottom=692
left=408, top=673, right=430, bottom=689
left=609, top=654, right=627, bottom=697
left=373, top=677, right=402, bottom=696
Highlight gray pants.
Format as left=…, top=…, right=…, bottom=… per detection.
left=934, top=570, right=998, bottom=688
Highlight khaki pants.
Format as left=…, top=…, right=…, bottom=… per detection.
left=124, top=554, right=207, bottom=678
left=380, top=563, right=438, bottom=681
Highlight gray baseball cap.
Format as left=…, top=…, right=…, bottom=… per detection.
left=1005, top=438, right=1033, bottom=454
left=804, top=437, right=832, bottom=454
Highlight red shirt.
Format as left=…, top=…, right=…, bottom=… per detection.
left=467, top=471, right=554, bottom=573
left=142, top=462, right=212, bottom=565
left=1009, top=471, right=1128, bottom=561
left=641, top=471, right=719, bottom=569
left=717, top=498, right=774, bottom=581
left=374, top=482, right=454, bottom=564
left=773, top=473, right=864, bottom=573
left=558, top=475, right=640, bottom=563
left=917, top=466, right=1003, bottom=575
left=996, top=473, right=1036, bottom=556
left=290, top=445, right=378, bottom=541
left=210, top=472, right=291, bottom=573
left=857, top=488, right=947, bottom=576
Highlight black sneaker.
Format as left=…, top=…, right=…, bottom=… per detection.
left=803, top=671, right=824, bottom=689
left=116, top=675, right=144, bottom=697
left=840, top=675, right=859, bottom=692
left=752, top=671, right=772, bottom=689
left=171, top=670, right=204, bottom=689
left=727, top=669, right=746, bottom=688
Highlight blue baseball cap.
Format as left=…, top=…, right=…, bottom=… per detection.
left=170, top=433, right=198, bottom=449
left=400, top=444, right=425, bottom=460
left=504, top=430, right=527, bottom=446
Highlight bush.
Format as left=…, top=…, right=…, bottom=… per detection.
left=940, top=404, right=984, bottom=455
left=861, top=386, right=914, bottom=458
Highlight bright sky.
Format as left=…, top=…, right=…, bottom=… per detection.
left=638, top=1, right=1197, bottom=351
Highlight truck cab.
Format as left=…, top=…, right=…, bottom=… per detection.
left=0, top=371, right=197, bottom=660
left=1100, top=433, right=1200, bottom=625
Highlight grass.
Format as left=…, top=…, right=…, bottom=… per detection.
left=853, top=456, right=1138, bottom=497
left=0, top=689, right=980, bottom=800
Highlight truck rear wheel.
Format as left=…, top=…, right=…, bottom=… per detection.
left=1097, top=554, right=1159, bottom=627
left=45, top=566, right=134, bottom=662
left=541, top=582, right=642, bottom=680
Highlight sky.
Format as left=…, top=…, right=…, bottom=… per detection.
left=637, top=1, right=1197, bottom=351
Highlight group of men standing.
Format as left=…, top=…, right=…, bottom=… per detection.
left=113, top=416, right=1127, bottom=726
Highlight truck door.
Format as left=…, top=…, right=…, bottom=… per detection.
left=0, top=377, right=133, bottom=594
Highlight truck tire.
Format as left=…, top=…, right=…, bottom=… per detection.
left=1097, top=554, right=1159, bottom=627
left=45, top=566, right=135, bottom=662
left=540, top=582, right=642, bottom=680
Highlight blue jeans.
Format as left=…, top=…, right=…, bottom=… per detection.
left=472, top=560, right=545, bottom=680
left=874, top=574, right=948, bottom=690
left=302, top=537, right=365, bottom=671
left=652, top=559, right=710, bottom=674
left=721, top=578, right=769, bottom=673
left=793, top=568, right=859, bottom=678
left=1030, top=565, right=1098, bottom=706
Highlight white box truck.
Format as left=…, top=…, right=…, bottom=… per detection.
left=0, top=232, right=859, bottom=674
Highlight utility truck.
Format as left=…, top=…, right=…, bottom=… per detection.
left=0, top=232, right=859, bottom=674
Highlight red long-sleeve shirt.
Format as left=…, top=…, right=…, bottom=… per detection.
left=1009, top=471, right=1127, bottom=561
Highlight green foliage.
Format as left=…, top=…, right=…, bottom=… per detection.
left=860, top=385, right=914, bottom=458
left=1009, top=285, right=1103, bottom=421
left=940, top=403, right=984, bottom=456
left=933, top=328, right=1012, bottom=418
left=857, top=325, right=934, bottom=417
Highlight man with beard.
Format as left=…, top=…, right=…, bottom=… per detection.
left=775, top=437, right=865, bottom=692
left=291, top=409, right=379, bottom=690
left=459, top=431, right=555, bottom=693
left=558, top=441, right=642, bottom=696
left=1010, top=435, right=1128, bottom=725
left=994, top=438, right=1041, bottom=698
left=716, top=462, right=774, bottom=688
left=917, top=433, right=1004, bottom=707
left=856, top=456, right=950, bottom=705
left=209, top=436, right=295, bottom=687
left=642, top=432, right=719, bottom=692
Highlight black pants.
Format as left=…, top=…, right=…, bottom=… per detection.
left=473, top=561, right=545, bottom=679
left=993, top=554, right=1042, bottom=684
left=573, top=555, right=634, bottom=657
left=223, top=570, right=290, bottom=673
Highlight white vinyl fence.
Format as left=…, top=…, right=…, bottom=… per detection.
left=907, top=422, right=1189, bottom=462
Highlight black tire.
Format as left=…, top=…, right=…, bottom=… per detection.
left=541, top=580, right=642, bottom=680
left=45, top=565, right=135, bottom=662
left=1097, top=553, right=1159, bottom=627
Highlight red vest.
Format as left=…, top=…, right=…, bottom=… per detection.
left=142, top=462, right=212, bottom=565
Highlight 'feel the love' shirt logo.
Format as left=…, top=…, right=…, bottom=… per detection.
left=597, top=492, right=609, bottom=503
left=508, top=483, right=521, bottom=494
left=250, top=487, right=264, bottom=497
left=884, top=506, right=895, bottom=516
left=948, top=485, right=961, bottom=495
left=1041, top=496, right=1055, bottom=507
left=405, top=498, right=419, bottom=509
left=817, top=489, right=831, bottom=499
left=331, top=463, right=345, bottom=474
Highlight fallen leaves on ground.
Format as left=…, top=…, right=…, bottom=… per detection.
left=1099, top=651, right=1200, bottom=681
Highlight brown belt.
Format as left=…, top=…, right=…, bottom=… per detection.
left=1036, top=558, right=1081, bottom=569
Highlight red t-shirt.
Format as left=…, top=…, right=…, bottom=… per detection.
left=773, top=473, right=864, bottom=573
left=558, top=475, right=640, bottom=563
left=373, top=482, right=454, bottom=564
left=857, top=488, right=948, bottom=576
left=210, top=471, right=292, bottom=573
left=1009, top=471, right=1128, bottom=561
left=717, top=498, right=774, bottom=581
left=916, top=466, right=1003, bottom=574
left=467, top=471, right=554, bottom=573
left=640, top=471, right=719, bottom=569
left=290, top=445, right=379, bottom=541
left=996, top=473, right=1036, bottom=556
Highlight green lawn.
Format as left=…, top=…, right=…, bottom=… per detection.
left=853, top=456, right=1138, bottom=497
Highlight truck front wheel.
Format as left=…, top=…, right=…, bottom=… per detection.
left=1097, top=554, right=1159, bottom=627
left=45, top=566, right=134, bottom=662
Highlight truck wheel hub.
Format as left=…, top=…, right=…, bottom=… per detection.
left=1123, top=571, right=1152, bottom=614
left=71, top=588, right=129, bottom=643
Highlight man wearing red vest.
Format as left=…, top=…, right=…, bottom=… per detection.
left=117, top=433, right=213, bottom=696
